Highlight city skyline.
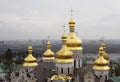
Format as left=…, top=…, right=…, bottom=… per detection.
left=0, top=0, right=120, bottom=40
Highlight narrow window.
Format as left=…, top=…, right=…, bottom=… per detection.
left=61, top=68, right=63, bottom=74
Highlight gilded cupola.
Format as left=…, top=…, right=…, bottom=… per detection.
left=67, top=13, right=83, bottom=51
left=42, top=40, right=55, bottom=61
left=56, top=33, right=74, bottom=63
left=23, top=45, right=38, bottom=67
left=93, top=46, right=110, bottom=70
left=51, top=75, right=72, bottom=81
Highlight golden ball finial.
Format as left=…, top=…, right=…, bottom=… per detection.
left=47, top=40, right=51, bottom=49
left=69, top=8, right=75, bottom=27
left=98, top=46, right=104, bottom=55
left=101, top=42, right=106, bottom=49
left=69, top=18, right=75, bottom=27
left=62, top=32, right=67, bottom=40
left=28, top=45, right=33, bottom=54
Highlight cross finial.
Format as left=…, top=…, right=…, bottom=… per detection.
left=48, top=36, right=50, bottom=40
left=62, top=24, right=66, bottom=33
left=100, top=36, right=104, bottom=43
left=29, top=38, right=32, bottom=45
left=70, top=8, right=73, bottom=18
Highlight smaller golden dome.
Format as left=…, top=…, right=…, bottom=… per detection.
left=42, top=40, right=55, bottom=60
left=93, top=46, right=110, bottom=70
left=23, top=45, right=38, bottom=67
left=56, top=33, right=73, bottom=63
left=51, top=75, right=72, bottom=81
left=95, top=47, right=107, bottom=65
left=51, top=75, right=65, bottom=81
left=51, top=75, right=59, bottom=81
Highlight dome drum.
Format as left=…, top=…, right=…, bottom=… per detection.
left=43, top=55, right=54, bottom=57
left=93, top=65, right=110, bottom=70
left=56, top=55, right=73, bottom=59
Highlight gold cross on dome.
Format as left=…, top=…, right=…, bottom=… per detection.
left=62, top=24, right=66, bottom=33
left=100, top=36, right=104, bottom=43
left=70, top=8, right=74, bottom=18
left=48, top=36, right=50, bottom=40
left=29, top=38, right=32, bottom=45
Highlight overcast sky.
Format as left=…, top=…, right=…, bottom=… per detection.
left=0, top=0, right=120, bottom=40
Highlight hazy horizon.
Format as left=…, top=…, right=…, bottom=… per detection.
left=0, top=0, right=120, bottom=40
left=1, top=39, right=120, bottom=42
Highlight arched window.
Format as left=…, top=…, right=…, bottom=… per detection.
left=68, top=68, right=69, bottom=74
left=74, top=60, right=76, bottom=68
left=61, top=68, right=63, bottom=74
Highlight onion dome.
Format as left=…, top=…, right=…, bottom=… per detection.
left=67, top=17, right=83, bottom=50
left=56, top=33, right=74, bottom=63
left=101, top=42, right=109, bottom=62
left=42, top=40, right=55, bottom=60
left=23, top=45, right=38, bottom=67
left=93, top=46, right=110, bottom=70
left=67, top=33, right=83, bottom=50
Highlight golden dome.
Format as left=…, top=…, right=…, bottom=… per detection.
left=93, top=46, right=110, bottom=70
left=67, top=17, right=83, bottom=51
left=67, top=32, right=83, bottom=50
left=23, top=45, right=38, bottom=67
left=51, top=75, right=72, bottom=81
left=51, top=75, right=65, bottom=81
left=42, top=40, right=55, bottom=60
left=56, top=33, right=74, bottom=63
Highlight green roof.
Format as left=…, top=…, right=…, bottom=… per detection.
left=109, top=77, right=120, bottom=82
left=0, top=64, right=23, bottom=72
left=82, top=56, right=95, bottom=64
left=0, top=64, right=9, bottom=71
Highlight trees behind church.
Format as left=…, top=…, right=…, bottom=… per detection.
left=5, top=49, right=13, bottom=65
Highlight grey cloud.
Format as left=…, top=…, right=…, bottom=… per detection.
left=0, top=0, right=120, bottom=40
